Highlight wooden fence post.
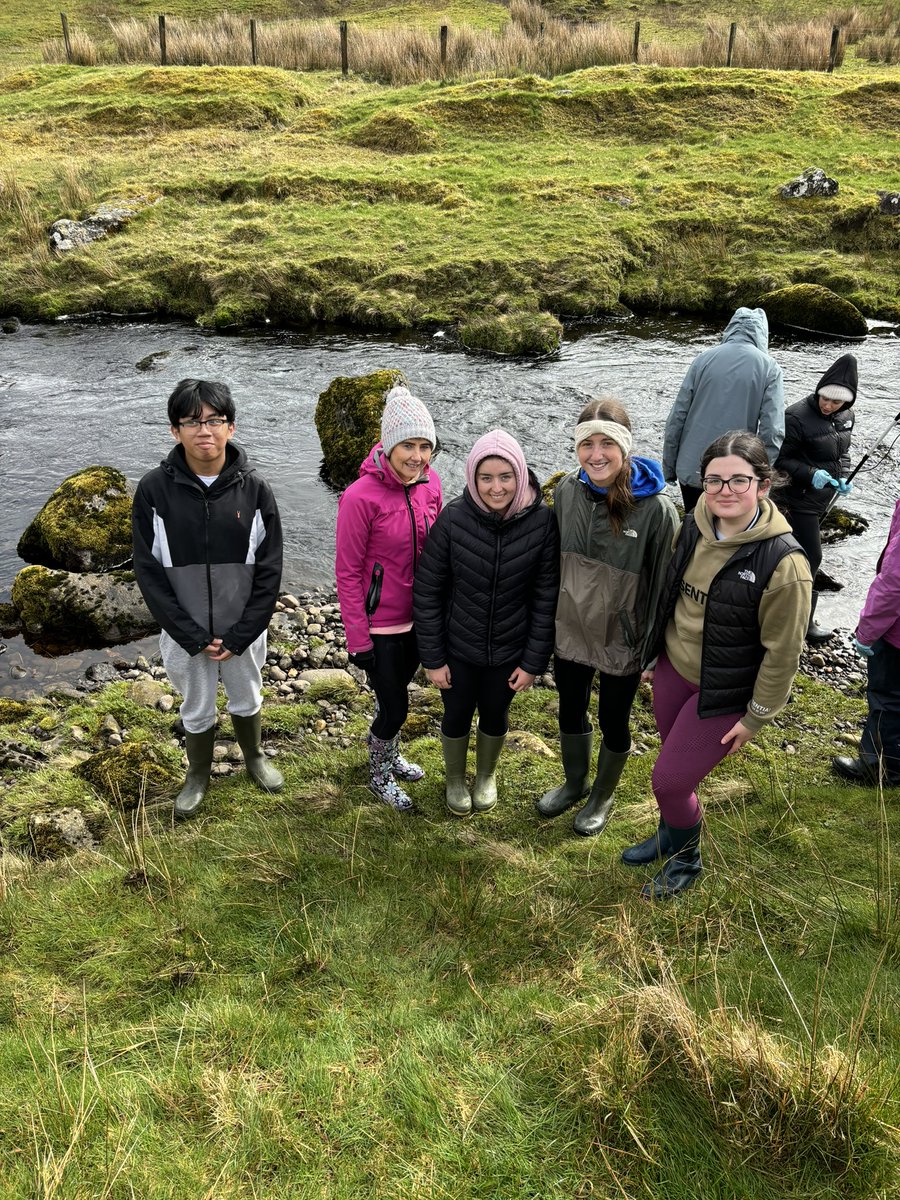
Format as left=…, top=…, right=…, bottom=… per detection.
left=632, top=21, right=640, bottom=64
left=827, top=25, right=840, bottom=72
left=250, top=19, right=258, bottom=66
left=726, top=22, right=737, bottom=67
left=440, top=24, right=448, bottom=71
left=60, top=13, right=73, bottom=63
left=340, top=20, right=348, bottom=76
left=158, top=14, right=167, bottom=66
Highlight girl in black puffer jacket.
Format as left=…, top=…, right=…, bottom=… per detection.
left=775, top=352, right=857, bottom=644
left=413, top=429, right=560, bottom=816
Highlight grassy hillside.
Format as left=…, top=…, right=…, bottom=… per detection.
left=1, top=664, right=899, bottom=1198
left=1, top=61, right=898, bottom=336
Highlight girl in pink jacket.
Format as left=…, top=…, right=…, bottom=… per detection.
left=832, top=497, right=900, bottom=787
left=335, top=385, right=442, bottom=809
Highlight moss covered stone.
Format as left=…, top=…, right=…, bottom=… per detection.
left=17, top=465, right=134, bottom=572
left=459, top=311, right=563, bottom=356
left=760, top=285, right=868, bottom=338
left=541, top=470, right=566, bottom=507
left=29, top=806, right=107, bottom=858
left=0, top=601, right=20, bottom=634
left=315, top=369, right=406, bottom=489
left=11, top=565, right=156, bottom=644
left=76, top=739, right=181, bottom=810
left=0, top=699, right=31, bottom=725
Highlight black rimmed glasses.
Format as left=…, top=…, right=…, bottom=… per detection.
left=701, top=475, right=758, bottom=494
left=178, top=417, right=231, bottom=429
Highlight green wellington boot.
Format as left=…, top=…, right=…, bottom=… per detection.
left=231, top=712, right=284, bottom=793
left=572, top=743, right=630, bottom=837
left=536, top=730, right=593, bottom=818
left=441, top=733, right=472, bottom=816
left=174, top=726, right=217, bottom=820
left=472, top=727, right=506, bottom=813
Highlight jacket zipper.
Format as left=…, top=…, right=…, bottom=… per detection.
left=486, top=528, right=502, bottom=666
left=404, top=486, right=418, bottom=569
left=203, top=493, right=214, bottom=637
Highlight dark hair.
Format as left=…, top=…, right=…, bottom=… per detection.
left=700, top=430, right=786, bottom=489
left=577, top=397, right=633, bottom=534
left=167, top=379, right=235, bottom=426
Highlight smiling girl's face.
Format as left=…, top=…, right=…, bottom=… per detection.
left=577, top=434, right=624, bottom=487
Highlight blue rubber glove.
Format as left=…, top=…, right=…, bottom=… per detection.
left=811, top=469, right=839, bottom=490
left=837, top=477, right=853, bottom=494
left=853, top=639, right=874, bottom=658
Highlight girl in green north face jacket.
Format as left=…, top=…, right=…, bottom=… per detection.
left=537, top=398, right=678, bottom=839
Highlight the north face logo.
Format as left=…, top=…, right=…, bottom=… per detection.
left=738, top=568, right=756, bottom=582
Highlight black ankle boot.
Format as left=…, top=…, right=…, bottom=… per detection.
left=621, top=818, right=672, bottom=866
left=641, top=821, right=702, bottom=900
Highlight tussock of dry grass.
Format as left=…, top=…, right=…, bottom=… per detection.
left=584, top=983, right=898, bottom=1186
left=38, top=1, right=875, bottom=79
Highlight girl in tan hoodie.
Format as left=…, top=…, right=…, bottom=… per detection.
left=625, top=432, right=812, bottom=899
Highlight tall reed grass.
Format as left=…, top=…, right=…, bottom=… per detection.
left=39, top=1, right=884, bottom=79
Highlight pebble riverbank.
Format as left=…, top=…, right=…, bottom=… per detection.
left=18, top=591, right=866, bottom=775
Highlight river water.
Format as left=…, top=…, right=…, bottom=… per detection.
left=1, top=316, right=897, bottom=697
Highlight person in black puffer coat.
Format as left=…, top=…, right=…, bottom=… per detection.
left=775, top=353, right=858, bottom=644
left=413, top=429, right=560, bottom=816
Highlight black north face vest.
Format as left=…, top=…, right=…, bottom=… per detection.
left=649, top=514, right=805, bottom=718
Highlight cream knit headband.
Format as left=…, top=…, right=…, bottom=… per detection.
left=573, top=419, right=632, bottom=457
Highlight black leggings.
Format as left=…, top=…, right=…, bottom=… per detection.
left=781, top=506, right=822, bottom=582
left=554, top=654, right=641, bottom=754
left=440, top=656, right=518, bottom=739
left=369, top=631, right=420, bottom=739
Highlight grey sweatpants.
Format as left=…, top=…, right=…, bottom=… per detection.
left=160, top=630, right=267, bottom=734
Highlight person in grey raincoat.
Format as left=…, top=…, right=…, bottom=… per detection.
left=663, top=307, right=785, bottom=512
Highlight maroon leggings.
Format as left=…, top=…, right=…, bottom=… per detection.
left=651, top=652, right=743, bottom=830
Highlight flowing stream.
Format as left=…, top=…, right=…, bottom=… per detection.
left=1, top=315, right=897, bottom=698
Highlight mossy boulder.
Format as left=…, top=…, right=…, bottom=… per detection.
left=760, top=285, right=867, bottom=339
left=28, top=806, right=108, bottom=858
left=300, top=669, right=359, bottom=703
left=541, top=470, right=567, bottom=507
left=11, top=565, right=156, bottom=645
left=315, top=369, right=406, bottom=489
left=75, top=739, right=181, bottom=810
left=16, top=466, right=134, bottom=572
left=459, top=311, right=563, bottom=356
left=0, top=601, right=22, bottom=635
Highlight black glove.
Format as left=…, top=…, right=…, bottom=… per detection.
left=349, top=649, right=375, bottom=671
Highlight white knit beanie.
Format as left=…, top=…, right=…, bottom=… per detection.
left=380, top=385, right=436, bottom=455
left=818, top=384, right=854, bottom=404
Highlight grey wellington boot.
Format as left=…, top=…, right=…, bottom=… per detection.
left=536, top=730, right=593, bottom=818
left=641, top=821, right=703, bottom=900
left=572, top=743, right=630, bottom=837
left=174, top=726, right=217, bottom=820
left=472, top=727, right=506, bottom=813
left=621, top=818, right=672, bottom=866
left=441, top=732, right=472, bottom=816
left=232, top=712, right=284, bottom=793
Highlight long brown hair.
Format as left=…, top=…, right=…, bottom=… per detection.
left=577, top=398, right=633, bottom=535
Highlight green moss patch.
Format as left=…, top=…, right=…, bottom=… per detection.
left=75, top=739, right=181, bottom=809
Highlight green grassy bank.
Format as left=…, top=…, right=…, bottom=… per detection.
left=1, top=667, right=899, bottom=1198
left=1, top=59, right=899, bottom=338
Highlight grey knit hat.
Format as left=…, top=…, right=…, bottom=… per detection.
left=380, top=385, right=435, bottom=455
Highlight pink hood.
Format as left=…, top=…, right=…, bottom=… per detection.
left=464, top=429, right=535, bottom=520
left=335, top=443, right=443, bottom=654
